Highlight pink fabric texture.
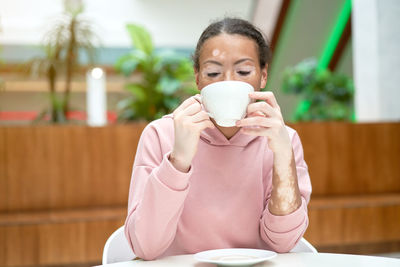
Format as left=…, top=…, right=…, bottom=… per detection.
left=125, top=114, right=312, bottom=260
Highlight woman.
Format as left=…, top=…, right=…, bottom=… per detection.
left=124, top=17, right=312, bottom=260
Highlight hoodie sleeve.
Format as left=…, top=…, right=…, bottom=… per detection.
left=260, top=130, right=312, bottom=253
left=124, top=122, right=192, bottom=260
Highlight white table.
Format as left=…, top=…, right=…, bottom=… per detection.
left=99, top=252, right=400, bottom=267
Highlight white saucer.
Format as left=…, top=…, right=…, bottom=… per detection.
left=194, top=248, right=277, bottom=266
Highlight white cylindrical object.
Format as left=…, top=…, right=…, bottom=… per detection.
left=353, top=0, right=400, bottom=121
left=87, top=67, right=107, bottom=126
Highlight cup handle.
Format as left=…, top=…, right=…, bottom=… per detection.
left=193, top=95, right=213, bottom=118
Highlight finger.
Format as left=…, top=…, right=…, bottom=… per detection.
left=247, top=101, right=277, bottom=117
left=191, top=111, right=210, bottom=123
left=181, top=101, right=202, bottom=116
left=249, top=91, right=279, bottom=109
left=193, top=94, right=202, bottom=104
left=247, top=111, right=266, bottom=117
left=241, top=127, right=269, bottom=137
left=174, top=97, right=198, bottom=115
left=236, top=117, right=278, bottom=128
left=195, top=119, right=215, bottom=131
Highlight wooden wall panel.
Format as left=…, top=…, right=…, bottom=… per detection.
left=1, top=124, right=147, bottom=212
left=290, top=123, right=400, bottom=196
left=1, top=122, right=400, bottom=212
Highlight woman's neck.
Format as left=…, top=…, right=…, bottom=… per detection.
left=211, top=119, right=241, bottom=140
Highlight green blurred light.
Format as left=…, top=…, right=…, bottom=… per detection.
left=317, top=0, right=352, bottom=71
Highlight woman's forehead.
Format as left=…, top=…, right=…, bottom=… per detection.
left=199, top=33, right=259, bottom=61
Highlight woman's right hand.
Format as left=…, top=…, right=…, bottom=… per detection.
left=169, top=95, right=214, bottom=172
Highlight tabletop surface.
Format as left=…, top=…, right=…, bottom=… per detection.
left=99, top=252, right=400, bottom=267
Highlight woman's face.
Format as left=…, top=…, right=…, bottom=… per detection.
left=195, top=33, right=268, bottom=91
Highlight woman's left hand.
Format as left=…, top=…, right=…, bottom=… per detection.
left=235, top=91, right=291, bottom=153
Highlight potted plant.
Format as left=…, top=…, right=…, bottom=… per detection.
left=28, top=0, right=98, bottom=123
left=281, top=58, right=354, bottom=122
left=115, top=23, right=197, bottom=122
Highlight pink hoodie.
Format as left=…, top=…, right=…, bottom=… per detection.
left=125, top=114, right=312, bottom=260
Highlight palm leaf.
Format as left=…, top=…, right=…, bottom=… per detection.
left=126, top=24, right=153, bottom=55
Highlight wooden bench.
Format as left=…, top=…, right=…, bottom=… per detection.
left=307, top=194, right=400, bottom=253
left=0, top=207, right=126, bottom=266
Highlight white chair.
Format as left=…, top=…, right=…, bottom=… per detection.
left=102, top=226, right=316, bottom=264
left=102, top=226, right=136, bottom=265
left=290, top=237, right=318, bottom=253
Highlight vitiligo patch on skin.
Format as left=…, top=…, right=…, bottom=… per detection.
left=200, top=69, right=214, bottom=79
left=269, top=150, right=302, bottom=214
left=211, top=49, right=226, bottom=60
left=275, top=181, right=298, bottom=212
left=212, top=49, right=220, bottom=57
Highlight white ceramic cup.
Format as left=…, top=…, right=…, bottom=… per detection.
left=200, top=81, right=254, bottom=127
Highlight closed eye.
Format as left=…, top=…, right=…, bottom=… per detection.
left=238, top=71, right=251, bottom=76
left=207, top=72, right=220, bottom=77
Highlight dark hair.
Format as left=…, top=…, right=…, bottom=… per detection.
left=193, top=17, right=271, bottom=70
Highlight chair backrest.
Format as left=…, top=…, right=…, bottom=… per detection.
left=102, top=226, right=136, bottom=265
left=290, top=238, right=318, bottom=253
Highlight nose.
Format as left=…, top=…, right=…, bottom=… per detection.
left=223, top=71, right=234, bottom=81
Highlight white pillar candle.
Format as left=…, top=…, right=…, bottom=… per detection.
left=86, top=67, right=107, bottom=126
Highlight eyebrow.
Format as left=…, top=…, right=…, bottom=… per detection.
left=234, top=58, right=255, bottom=65
left=202, top=58, right=255, bottom=66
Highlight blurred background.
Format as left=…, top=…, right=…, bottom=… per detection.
left=0, top=0, right=399, bottom=266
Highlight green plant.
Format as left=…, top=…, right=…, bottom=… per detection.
left=115, top=24, right=197, bottom=122
left=281, top=58, right=354, bottom=121
left=28, top=0, right=98, bottom=123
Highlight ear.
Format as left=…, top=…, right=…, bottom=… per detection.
left=260, top=65, right=268, bottom=89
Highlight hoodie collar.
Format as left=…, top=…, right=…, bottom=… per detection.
left=200, top=125, right=259, bottom=147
